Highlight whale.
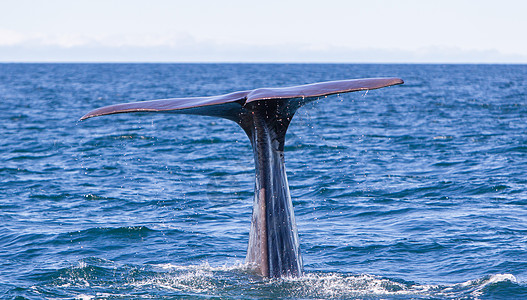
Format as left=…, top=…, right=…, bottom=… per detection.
left=81, top=77, right=404, bottom=278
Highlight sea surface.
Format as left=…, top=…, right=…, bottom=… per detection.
left=1, top=63, right=527, bottom=299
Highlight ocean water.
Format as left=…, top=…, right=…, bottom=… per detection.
left=1, top=63, right=526, bottom=299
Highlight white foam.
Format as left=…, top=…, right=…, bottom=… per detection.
left=279, top=273, right=439, bottom=298
left=135, top=264, right=442, bottom=298
left=62, top=261, right=521, bottom=299
left=467, top=273, right=517, bottom=297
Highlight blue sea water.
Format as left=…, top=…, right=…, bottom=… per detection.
left=1, top=63, right=527, bottom=299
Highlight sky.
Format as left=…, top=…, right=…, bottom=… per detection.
left=1, top=0, right=526, bottom=63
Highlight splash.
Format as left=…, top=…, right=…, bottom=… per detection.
left=123, top=263, right=522, bottom=299
left=12, top=259, right=524, bottom=299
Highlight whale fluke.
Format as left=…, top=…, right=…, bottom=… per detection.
left=80, top=78, right=403, bottom=121
left=81, top=77, right=404, bottom=277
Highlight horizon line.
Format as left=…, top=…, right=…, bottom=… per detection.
left=2, top=61, right=527, bottom=65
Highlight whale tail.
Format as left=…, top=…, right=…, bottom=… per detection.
left=81, top=77, right=404, bottom=277
left=80, top=78, right=403, bottom=123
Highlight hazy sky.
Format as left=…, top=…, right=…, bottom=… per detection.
left=1, top=0, right=526, bottom=63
